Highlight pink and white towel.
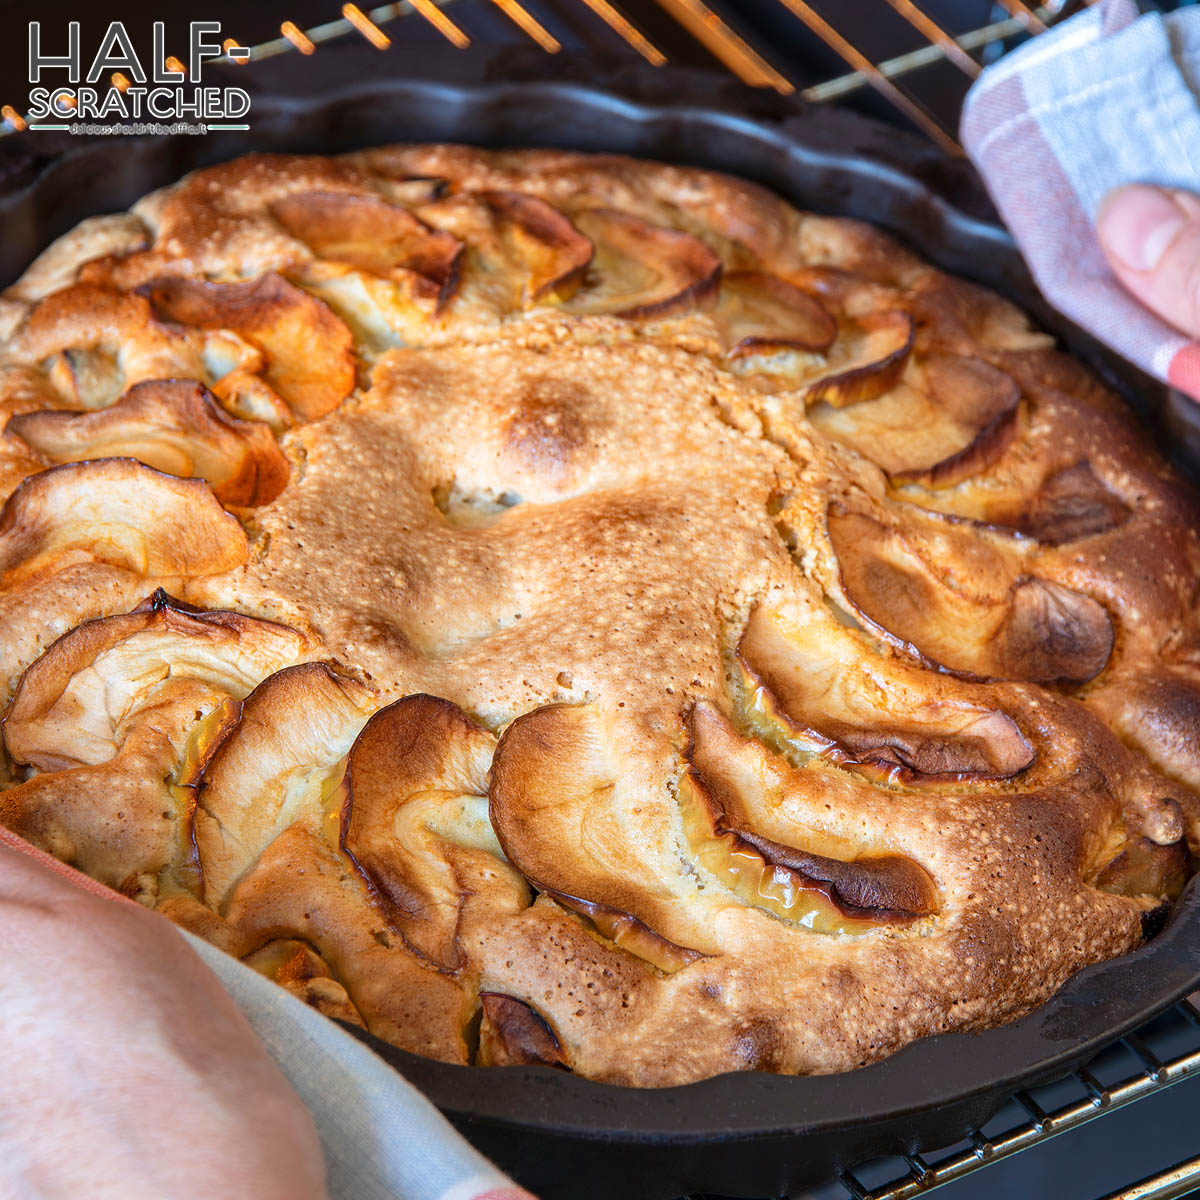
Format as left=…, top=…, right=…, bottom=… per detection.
left=961, top=0, right=1200, bottom=401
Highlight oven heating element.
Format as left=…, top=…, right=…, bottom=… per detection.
left=2, top=2, right=1196, bottom=1197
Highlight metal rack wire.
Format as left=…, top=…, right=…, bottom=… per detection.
left=0, top=0, right=1071, bottom=148
left=831, top=997, right=1200, bottom=1200
left=4, top=2, right=1197, bottom=1196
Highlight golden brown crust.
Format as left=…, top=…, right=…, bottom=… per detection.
left=0, top=145, right=1197, bottom=1085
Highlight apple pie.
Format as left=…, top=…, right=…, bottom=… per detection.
left=0, top=146, right=1197, bottom=1086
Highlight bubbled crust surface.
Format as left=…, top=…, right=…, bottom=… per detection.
left=0, top=146, right=1199, bottom=1086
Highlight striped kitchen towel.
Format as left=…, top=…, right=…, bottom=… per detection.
left=0, top=825, right=536, bottom=1200
left=961, top=0, right=1200, bottom=400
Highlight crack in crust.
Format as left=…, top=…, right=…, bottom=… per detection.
left=0, top=146, right=1198, bottom=1085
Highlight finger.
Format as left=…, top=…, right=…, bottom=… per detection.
left=1097, top=184, right=1200, bottom=339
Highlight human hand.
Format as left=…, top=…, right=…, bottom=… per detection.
left=1098, top=184, right=1200, bottom=339
left=0, top=844, right=329, bottom=1200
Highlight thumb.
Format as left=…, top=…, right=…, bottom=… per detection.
left=1097, top=184, right=1200, bottom=339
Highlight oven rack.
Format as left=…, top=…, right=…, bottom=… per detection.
left=825, top=996, right=1200, bottom=1200
left=226, top=0, right=1067, bottom=157
left=1, top=0, right=1070, bottom=153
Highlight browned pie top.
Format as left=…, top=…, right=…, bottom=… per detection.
left=0, top=146, right=1198, bottom=1085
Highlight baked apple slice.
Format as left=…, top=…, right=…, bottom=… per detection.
left=892, top=459, right=1133, bottom=546
left=422, top=188, right=595, bottom=309
left=828, top=504, right=1114, bottom=684
left=1002, top=577, right=1116, bottom=683
left=475, top=191, right=594, bottom=302
left=2, top=589, right=309, bottom=771
left=5, top=212, right=149, bottom=304
left=711, top=271, right=837, bottom=357
left=1086, top=665, right=1200, bottom=796
left=685, top=702, right=938, bottom=930
left=44, top=346, right=124, bottom=410
left=0, top=593, right=308, bottom=897
left=489, top=702, right=709, bottom=972
left=543, top=893, right=702, bottom=975
left=381, top=176, right=449, bottom=206
left=210, top=368, right=296, bottom=433
left=890, top=355, right=1021, bottom=485
left=6, top=284, right=221, bottom=409
left=292, top=190, right=591, bottom=335
left=564, top=208, right=721, bottom=319
left=1005, top=461, right=1132, bottom=545
left=728, top=297, right=914, bottom=402
left=0, top=458, right=247, bottom=589
left=194, top=661, right=375, bottom=907
left=242, top=938, right=366, bottom=1028
left=340, top=694, right=528, bottom=969
left=226, top=822, right=477, bottom=1061
left=139, top=273, right=355, bottom=421
left=1085, top=788, right=1191, bottom=908
left=736, top=599, right=1035, bottom=782
left=812, top=354, right=1021, bottom=486
left=477, top=993, right=570, bottom=1069
left=270, top=189, right=462, bottom=309
left=0, top=706, right=237, bottom=900
left=174, top=698, right=245, bottom=790
left=7, top=379, right=289, bottom=507
left=414, top=190, right=594, bottom=311
left=798, top=310, right=914, bottom=407
left=1093, top=832, right=1190, bottom=902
